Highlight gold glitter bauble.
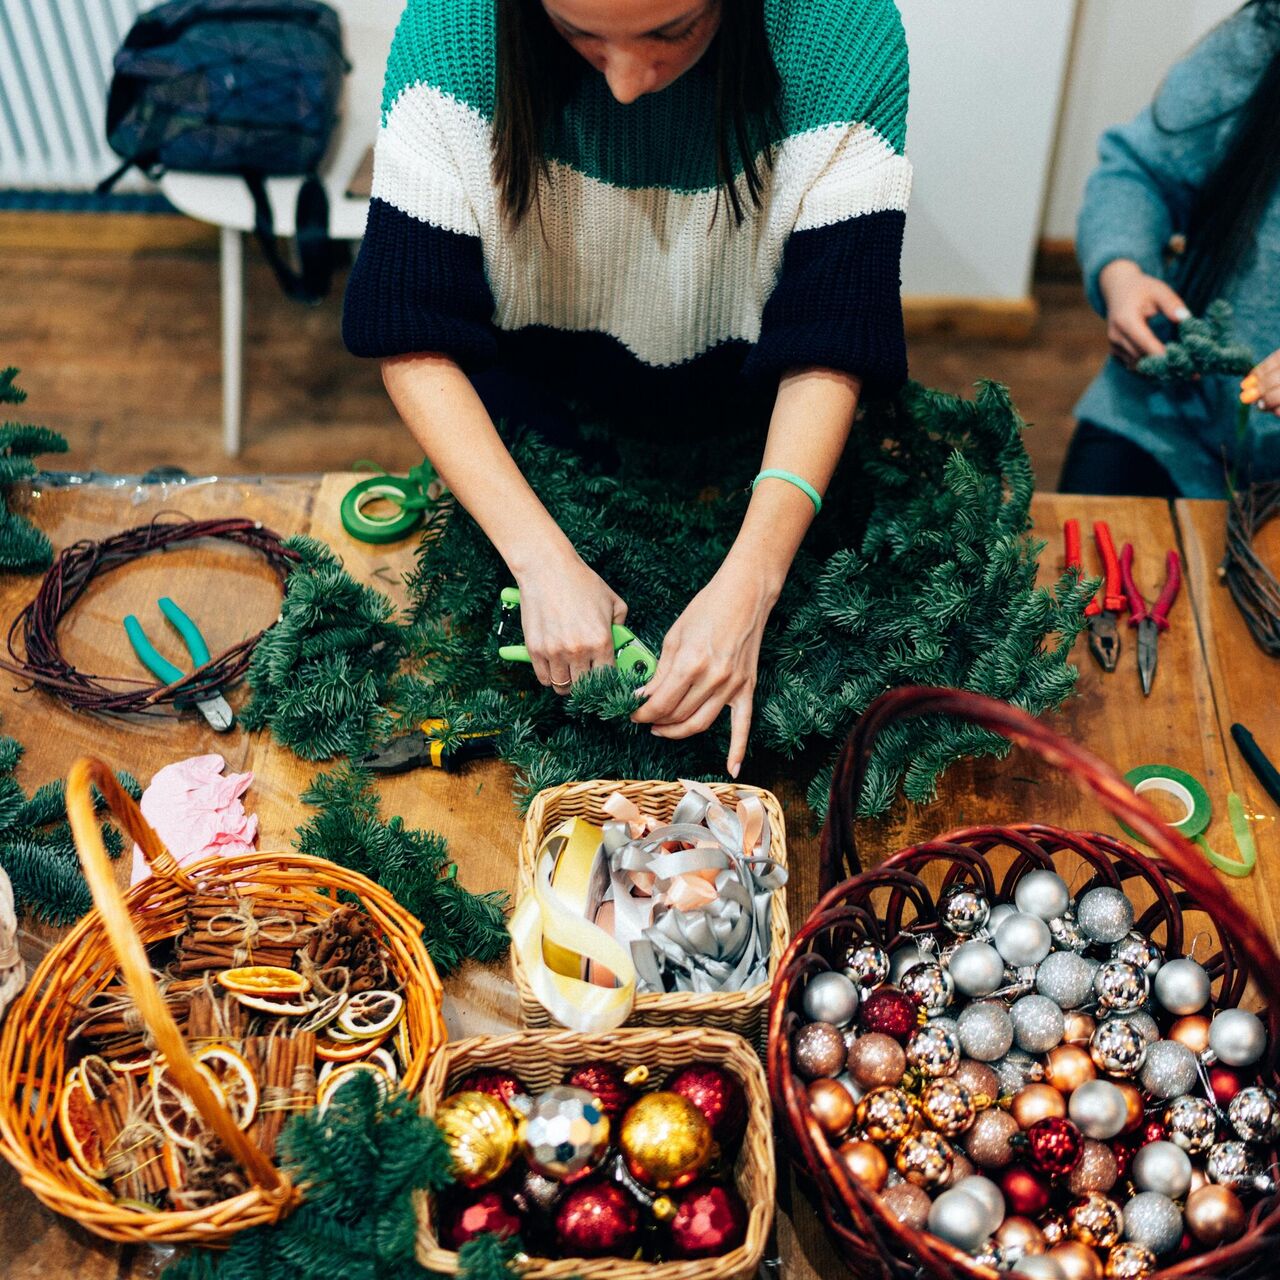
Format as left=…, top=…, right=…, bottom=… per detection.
left=619, top=1090, right=712, bottom=1190
left=435, top=1090, right=517, bottom=1188
left=1068, top=1192, right=1124, bottom=1248
left=894, top=1130, right=954, bottom=1187
left=856, top=1086, right=915, bottom=1143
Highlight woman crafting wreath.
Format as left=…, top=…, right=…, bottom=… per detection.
left=344, top=0, right=910, bottom=776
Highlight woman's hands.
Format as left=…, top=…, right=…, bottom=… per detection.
left=630, top=561, right=779, bottom=778
left=1242, top=349, right=1280, bottom=419
left=1098, top=259, right=1191, bottom=367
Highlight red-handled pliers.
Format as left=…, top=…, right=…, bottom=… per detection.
left=1065, top=519, right=1125, bottom=671
left=1119, top=543, right=1182, bottom=696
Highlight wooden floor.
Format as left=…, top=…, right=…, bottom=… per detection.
left=0, top=246, right=1107, bottom=485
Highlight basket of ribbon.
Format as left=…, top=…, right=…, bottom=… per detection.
left=510, top=780, right=789, bottom=1046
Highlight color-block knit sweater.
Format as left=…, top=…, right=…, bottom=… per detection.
left=343, top=0, right=911, bottom=413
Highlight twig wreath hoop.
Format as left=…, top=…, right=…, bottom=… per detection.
left=1223, top=481, right=1280, bottom=656
left=0, top=516, right=296, bottom=714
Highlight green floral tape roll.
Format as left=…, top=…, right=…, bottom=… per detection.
left=340, top=476, right=424, bottom=544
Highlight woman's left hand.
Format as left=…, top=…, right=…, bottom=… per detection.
left=1243, top=349, right=1280, bottom=418
left=630, top=562, right=779, bottom=778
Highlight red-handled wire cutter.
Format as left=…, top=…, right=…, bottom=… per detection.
left=1119, top=543, right=1182, bottom=696
left=1065, top=519, right=1125, bottom=671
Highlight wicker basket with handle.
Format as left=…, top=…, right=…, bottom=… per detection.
left=768, top=687, right=1280, bottom=1280
left=512, top=779, right=789, bottom=1046
left=0, top=757, right=448, bottom=1244
left=415, top=1026, right=774, bottom=1280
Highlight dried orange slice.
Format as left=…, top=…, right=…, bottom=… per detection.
left=234, top=992, right=318, bottom=1017
left=295, top=992, right=347, bottom=1034
left=365, top=1047, right=399, bottom=1082
left=152, top=1062, right=218, bottom=1151
left=63, top=1157, right=110, bottom=1201
left=336, top=990, right=403, bottom=1039
left=78, top=1054, right=117, bottom=1102
left=394, top=1019, right=412, bottom=1067
left=315, top=1030, right=387, bottom=1063
left=317, top=1061, right=390, bottom=1112
left=195, top=1044, right=258, bottom=1130
left=59, top=1069, right=106, bottom=1179
left=111, top=1050, right=157, bottom=1076
left=217, top=966, right=309, bottom=997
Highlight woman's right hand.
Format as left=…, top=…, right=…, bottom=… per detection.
left=1098, top=259, right=1191, bottom=368
left=514, top=551, right=628, bottom=694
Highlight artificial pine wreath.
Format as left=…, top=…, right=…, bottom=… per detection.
left=0, top=366, right=69, bottom=573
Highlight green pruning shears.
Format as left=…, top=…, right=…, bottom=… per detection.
left=496, top=586, right=659, bottom=683
left=123, top=597, right=235, bottom=732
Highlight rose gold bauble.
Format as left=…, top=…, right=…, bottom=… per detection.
left=880, top=1181, right=930, bottom=1231
left=962, top=1107, right=1020, bottom=1168
left=1051, top=1241, right=1105, bottom=1280
left=808, top=1078, right=856, bottom=1137
left=949, top=1153, right=977, bottom=1184
left=1067, top=1139, right=1119, bottom=1196
left=1045, top=1045, right=1097, bottom=1094
left=794, top=1021, right=848, bottom=1080
left=1169, top=1015, right=1212, bottom=1055
left=1184, top=1184, right=1247, bottom=1247
left=847, top=1032, right=907, bottom=1090
left=995, top=1216, right=1047, bottom=1257
left=1115, top=1083, right=1145, bottom=1134
left=1012, top=1084, right=1068, bottom=1129
left=837, top=1139, right=888, bottom=1192
left=953, top=1059, right=1001, bottom=1103
left=1063, top=1012, right=1097, bottom=1046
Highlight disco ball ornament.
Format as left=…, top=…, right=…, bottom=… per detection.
left=1104, top=1242, right=1157, bottom=1278
left=894, top=1130, right=954, bottom=1188
left=1026, top=1117, right=1083, bottom=1177
left=1011, top=995, right=1065, bottom=1055
left=1209, top=1008, right=1267, bottom=1068
left=1137, top=1040, right=1198, bottom=1101
left=1131, top=1141, right=1192, bottom=1199
left=1122, top=1191, right=1183, bottom=1256
left=1069, top=1191, right=1124, bottom=1248
left=906, top=1022, right=961, bottom=1078
left=802, top=971, right=860, bottom=1027
left=900, top=963, right=954, bottom=1016
left=1093, top=961, right=1149, bottom=1015
left=859, top=987, right=920, bottom=1043
left=843, top=941, right=890, bottom=989
left=1112, top=932, right=1162, bottom=976
left=940, top=885, right=991, bottom=936
left=436, top=1091, right=519, bottom=1188
left=1229, top=1085, right=1280, bottom=1144
left=1153, top=958, right=1210, bottom=1016
left=1164, top=1096, right=1218, bottom=1154
left=994, top=913, right=1053, bottom=967
left=1090, top=1018, right=1148, bottom=1077
left=1015, top=870, right=1071, bottom=920
left=1037, top=951, right=1095, bottom=1010
left=958, top=1002, right=1015, bottom=1062
left=949, top=941, right=1006, bottom=998
left=856, top=1086, right=916, bottom=1143
left=1075, top=887, right=1134, bottom=944
left=518, top=1086, right=610, bottom=1181
left=920, top=1077, right=977, bottom=1136
left=619, top=1091, right=712, bottom=1190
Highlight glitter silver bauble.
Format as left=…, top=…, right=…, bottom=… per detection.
left=940, top=885, right=991, bottom=936
left=1209, top=1009, right=1267, bottom=1067
left=843, top=941, right=890, bottom=989
left=992, top=1049, right=1044, bottom=1094
left=958, top=1001, right=1015, bottom=1062
left=927, top=1186, right=991, bottom=1251
left=1229, top=1085, right=1280, bottom=1143
left=802, top=971, right=860, bottom=1028
left=1138, top=1040, right=1198, bottom=1100
left=1153, top=958, right=1210, bottom=1016
left=1068, top=1079, right=1129, bottom=1140
left=985, top=902, right=1018, bottom=937
left=1010, top=995, right=1065, bottom=1054
left=1036, top=951, right=1095, bottom=1010
left=1049, top=913, right=1090, bottom=953
left=1093, top=961, right=1149, bottom=1014
left=994, top=913, right=1053, bottom=967
left=907, top=1023, right=962, bottom=1078
left=889, top=943, right=929, bottom=983
left=1207, top=1140, right=1275, bottom=1192
left=1123, top=1192, right=1183, bottom=1256
left=949, top=941, right=1005, bottom=998
left=1090, top=1018, right=1148, bottom=1077
left=1075, top=887, right=1135, bottom=945
left=1112, top=931, right=1162, bottom=976
left=1014, top=870, right=1071, bottom=920
left=1131, top=1141, right=1193, bottom=1198
left=518, top=1086, right=610, bottom=1180
left=1121, top=1010, right=1160, bottom=1044
left=901, top=963, right=954, bottom=1016
left=951, top=1174, right=1005, bottom=1235
left=1164, top=1096, right=1217, bottom=1154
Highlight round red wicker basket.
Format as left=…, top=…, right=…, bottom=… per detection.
left=767, top=687, right=1280, bottom=1280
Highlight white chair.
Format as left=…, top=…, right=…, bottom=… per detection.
left=159, top=0, right=401, bottom=457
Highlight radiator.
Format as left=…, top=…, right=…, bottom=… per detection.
left=0, top=0, right=146, bottom=190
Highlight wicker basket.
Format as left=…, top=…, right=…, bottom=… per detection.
left=768, top=687, right=1280, bottom=1280
left=512, top=780, right=789, bottom=1046
left=415, top=1027, right=775, bottom=1280
left=0, top=757, right=448, bottom=1244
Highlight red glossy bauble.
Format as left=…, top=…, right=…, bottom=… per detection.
left=665, top=1182, right=749, bottom=1259
left=666, top=1064, right=748, bottom=1147
left=1141, top=1121, right=1167, bottom=1146
left=455, top=1070, right=528, bottom=1110
left=1209, top=1065, right=1246, bottom=1105
left=1112, top=1139, right=1134, bottom=1180
left=1000, top=1165, right=1052, bottom=1217
left=1026, top=1117, right=1083, bottom=1178
left=564, top=1062, right=641, bottom=1122
left=438, top=1188, right=523, bottom=1249
left=554, top=1178, right=641, bottom=1257
left=858, top=987, right=920, bottom=1043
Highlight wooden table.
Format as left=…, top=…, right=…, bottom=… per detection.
left=2, top=478, right=1278, bottom=1279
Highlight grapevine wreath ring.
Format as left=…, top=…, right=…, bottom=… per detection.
left=0, top=516, right=297, bottom=714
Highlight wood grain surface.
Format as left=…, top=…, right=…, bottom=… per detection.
left=0, top=478, right=1274, bottom=1279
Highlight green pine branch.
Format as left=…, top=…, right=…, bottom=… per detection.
left=0, top=367, right=68, bottom=574
left=1135, top=300, right=1256, bottom=382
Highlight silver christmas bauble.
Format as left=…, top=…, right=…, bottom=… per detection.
left=958, top=1002, right=1015, bottom=1062
left=1207, top=1140, right=1275, bottom=1193
left=985, top=902, right=1018, bottom=936
left=928, top=1014, right=961, bottom=1043
left=1075, top=887, right=1134, bottom=944
left=950, top=1175, right=1005, bottom=1236
left=519, top=1086, right=610, bottom=1180
left=1138, top=1040, right=1198, bottom=1100
left=1090, top=1018, right=1148, bottom=1077
left=940, top=885, right=991, bottom=936
left=1229, top=1085, right=1280, bottom=1143
left=1123, top=1191, right=1183, bottom=1256
left=970, top=1238, right=1006, bottom=1270
left=1153, top=958, right=1210, bottom=1016
left=1035, top=951, right=1095, bottom=1010
left=1014, top=870, right=1071, bottom=920
left=1000, top=965, right=1039, bottom=1000
left=1209, top=1008, right=1267, bottom=1068
left=901, top=963, right=954, bottom=1016
left=1093, top=960, right=1149, bottom=1014
left=1049, top=913, right=1090, bottom=953
left=1122, top=1011, right=1160, bottom=1045
left=927, top=1187, right=991, bottom=1251
left=949, top=941, right=1005, bottom=998
left=1131, top=1141, right=1192, bottom=1198
left=1068, top=1079, right=1129, bottom=1140
left=843, top=941, right=890, bottom=989
left=1112, top=931, right=1162, bottom=976
left=1010, top=995, right=1065, bottom=1054
left=1164, top=1096, right=1217, bottom=1154
left=994, top=913, right=1052, bottom=967
left=907, top=1023, right=962, bottom=1078
left=889, top=943, right=929, bottom=983
left=992, top=1049, right=1044, bottom=1094
left=802, top=971, right=860, bottom=1028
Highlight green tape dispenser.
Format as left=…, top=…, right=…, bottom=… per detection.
left=340, top=459, right=442, bottom=544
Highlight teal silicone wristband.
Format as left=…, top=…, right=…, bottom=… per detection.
left=752, top=468, right=822, bottom=515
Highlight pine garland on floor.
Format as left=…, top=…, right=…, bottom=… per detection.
left=294, top=766, right=509, bottom=975
left=0, top=366, right=69, bottom=573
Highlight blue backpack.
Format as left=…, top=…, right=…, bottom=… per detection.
left=100, top=0, right=349, bottom=302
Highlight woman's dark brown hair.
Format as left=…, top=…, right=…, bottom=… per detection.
left=492, top=0, right=781, bottom=226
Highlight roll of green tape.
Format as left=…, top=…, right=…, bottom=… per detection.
left=340, top=476, right=423, bottom=544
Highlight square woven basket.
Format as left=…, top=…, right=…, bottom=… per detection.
left=511, top=780, right=789, bottom=1047
left=415, top=1027, right=775, bottom=1280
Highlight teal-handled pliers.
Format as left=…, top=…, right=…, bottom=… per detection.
left=496, top=586, right=659, bottom=683
left=123, top=597, right=235, bottom=732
